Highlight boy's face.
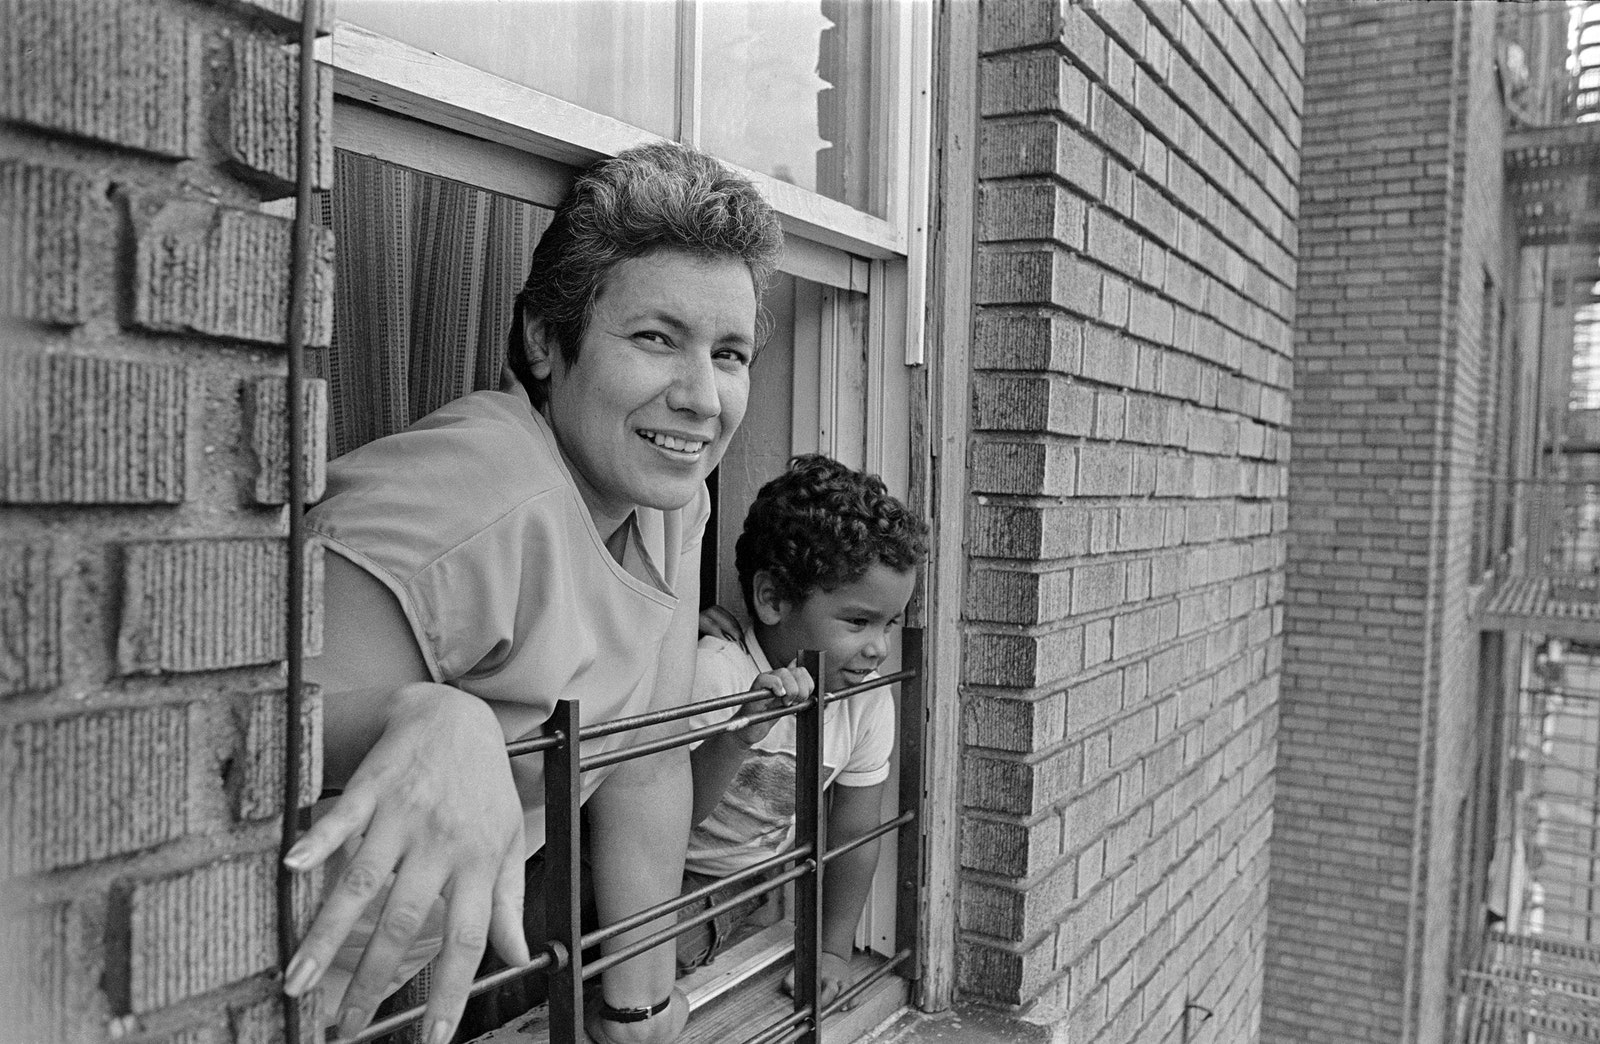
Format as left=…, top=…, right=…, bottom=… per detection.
left=756, top=563, right=917, bottom=693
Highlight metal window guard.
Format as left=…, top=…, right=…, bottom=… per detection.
left=317, top=633, right=924, bottom=1044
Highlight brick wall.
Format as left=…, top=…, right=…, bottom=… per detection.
left=958, top=2, right=1301, bottom=1040
left=1269, top=5, right=1511, bottom=1042
left=1, top=2, right=330, bottom=1042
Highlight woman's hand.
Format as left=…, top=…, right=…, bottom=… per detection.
left=585, top=987, right=691, bottom=1044
left=282, top=682, right=530, bottom=1043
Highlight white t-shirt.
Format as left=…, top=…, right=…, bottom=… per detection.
left=684, top=617, right=894, bottom=876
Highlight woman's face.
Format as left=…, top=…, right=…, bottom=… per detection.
left=531, top=248, right=757, bottom=518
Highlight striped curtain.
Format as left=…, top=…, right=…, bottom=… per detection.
left=315, top=150, right=550, bottom=458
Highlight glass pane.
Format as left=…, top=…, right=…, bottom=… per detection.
left=339, top=0, right=677, bottom=137
left=700, top=0, right=892, bottom=217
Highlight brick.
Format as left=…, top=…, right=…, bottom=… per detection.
left=974, top=312, right=1084, bottom=372
left=975, top=375, right=1094, bottom=437
left=980, top=118, right=1104, bottom=196
left=1, top=353, right=197, bottom=505
left=117, top=538, right=324, bottom=674
left=961, top=814, right=1063, bottom=877
left=3, top=704, right=194, bottom=873
left=972, top=502, right=1092, bottom=559
left=109, top=852, right=278, bottom=1014
left=964, top=690, right=1067, bottom=751
left=979, top=181, right=1086, bottom=248
left=0, top=161, right=110, bottom=324
left=129, top=194, right=334, bottom=347
left=0, top=542, right=60, bottom=696
left=0, top=0, right=200, bottom=156
left=957, top=935, right=1057, bottom=1004
left=971, top=439, right=1076, bottom=495
left=967, top=628, right=1085, bottom=688
left=223, top=36, right=334, bottom=193
left=962, top=746, right=1080, bottom=815
left=245, top=377, right=329, bottom=505
left=237, top=686, right=323, bottom=822
left=3, top=900, right=105, bottom=1041
left=981, top=52, right=1089, bottom=122
left=981, top=0, right=1070, bottom=53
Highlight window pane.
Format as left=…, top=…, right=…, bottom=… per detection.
left=700, top=0, right=892, bottom=218
left=339, top=0, right=677, bottom=137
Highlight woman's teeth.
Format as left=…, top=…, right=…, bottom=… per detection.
left=640, top=430, right=706, bottom=453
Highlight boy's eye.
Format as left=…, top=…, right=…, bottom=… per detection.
left=635, top=330, right=671, bottom=346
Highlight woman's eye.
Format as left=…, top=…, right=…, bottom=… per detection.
left=714, top=347, right=752, bottom=367
left=635, top=330, right=670, bottom=346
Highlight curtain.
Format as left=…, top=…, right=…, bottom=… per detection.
left=315, top=150, right=550, bottom=459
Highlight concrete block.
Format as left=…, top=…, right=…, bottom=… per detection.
left=245, top=376, right=328, bottom=505
left=3, top=703, right=194, bottom=873
left=223, top=36, right=334, bottom=193
left=0, top=160, right=110, bottom=324
left=109, top=852, right=278, bottom=1014
left=1, top=352, right=196, bottom=505
left=0, top=542, right=60, bottom=697
left=129, top=194, right=334, bottom=347
left=236, top=686, right=323, bottom=821
left=0, top=0, right=200, bottom=157
left=117, top=538, right=324, bottom=674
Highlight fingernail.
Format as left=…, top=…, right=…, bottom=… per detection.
left=283, top=954, right=318, bottom=996
left=337, top=1007, right=364, bottom=1039
left=427, top=1019, right=452, bottom=1044
left=283, top=841, right=310, bottom=870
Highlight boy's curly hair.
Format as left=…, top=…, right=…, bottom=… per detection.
left=736, top=454, right=929, bottom=614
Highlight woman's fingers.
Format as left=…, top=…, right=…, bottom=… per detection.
left=418, top=877, right=497, bottom=1044
left=488, top=828, right=532, bottom=967
left=333, top=856, right=450, bottom=1039
left=283, top=793, right=389, bottom=999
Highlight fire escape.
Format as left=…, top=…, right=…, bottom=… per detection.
left=1467, top=3, right=1600, bottom=1040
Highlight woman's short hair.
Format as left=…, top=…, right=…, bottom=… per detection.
left=508, top=141, right=784, bottom=404
left=735, top=454, right=928, bottom=615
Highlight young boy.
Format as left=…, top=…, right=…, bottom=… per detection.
left=677, top=454, right=928, bottom=1008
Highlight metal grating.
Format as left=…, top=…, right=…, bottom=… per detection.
left=1480, top=574, right=1600, bottom=642
left=1460, top=931, right=1600, bottom=1042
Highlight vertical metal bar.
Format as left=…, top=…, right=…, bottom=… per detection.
left=793, top=651, right=826, bottom=1044
left=546, top=701, right=584, bottom=1043
left=279, top=3, right=320, bottom=1040
left=895, top=629, right=924, bottom=972
left=675, top=0, right=702, bottom=147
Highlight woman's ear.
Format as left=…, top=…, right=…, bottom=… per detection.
left=522, top=314, right=556, bottom=380
left=751, top=571, right=786, bottom=627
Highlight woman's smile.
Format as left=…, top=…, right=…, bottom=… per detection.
left=529, top=248, right=757, bottom=518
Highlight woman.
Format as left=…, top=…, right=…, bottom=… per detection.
left=282, top=142, right=789, bottom=1044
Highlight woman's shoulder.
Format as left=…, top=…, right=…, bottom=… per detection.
left=310, top=391, right=577, bottom=567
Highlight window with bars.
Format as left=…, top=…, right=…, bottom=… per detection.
left=290, top=6, right=938, bottom=1041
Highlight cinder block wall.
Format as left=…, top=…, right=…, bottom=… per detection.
left=1, top=2, right=331, bottom=1041
left=959, top=2, right=1302, bottom=1040
left=1268, top=4, right=1508, bottom=1042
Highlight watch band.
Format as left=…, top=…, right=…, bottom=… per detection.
left=597, top=995, right=672, bottom=1023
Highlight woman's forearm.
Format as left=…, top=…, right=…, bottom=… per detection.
left=586, top=745, right=693, bottom=1005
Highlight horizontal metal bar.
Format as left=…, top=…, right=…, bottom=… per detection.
left=584, top=685, right=778, bottom=740
left=581, top=845, right=810, bottom=949
left=506, top=731, right=563, bottom=757
left=580, top=698, right=816, bottom=773
left=329, top=946, right=560, bottom=1044
left=821, top=811, right=912, bottom=866
left=736, top=1005, right=811, bottom=1044
left=824, top=668, right=915, bottom=706
left=583, top=860, right=819, bottom=980
left=819, top=948, right=911, bottom=1018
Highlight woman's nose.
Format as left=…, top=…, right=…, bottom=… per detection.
left=667, top=351, right=720, bottom=417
